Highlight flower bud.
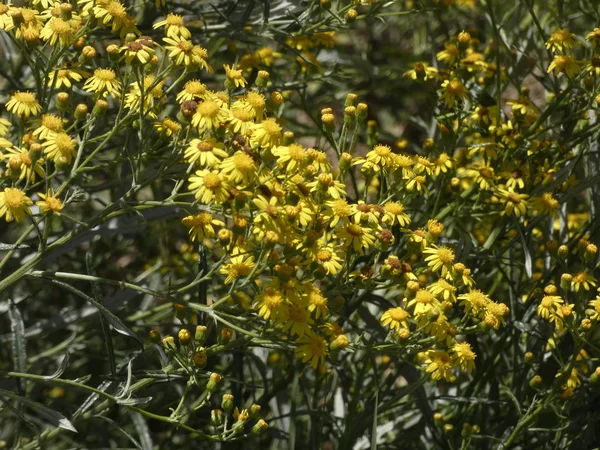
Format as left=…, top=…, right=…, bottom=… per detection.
left=585, top=243, right=598, bottom=261
left=546, top=240, right=558, bottom=255
left=174, top=303, right=187, bottom=320
left=218, top=228, right=233, bottom=246
left=338, top=152, right=353, bottom=170
left=560, top=273, right=572, bottom=290
left=148, top=329, right=161, bottom=344
left=256, top=70, right=270, bottom=88
left=195, top=325, right=207, bottom=343
left=161, top=335, right=176, bottom=350
left=93, top=99, right=108, bottom=117
left=57, top=92, right=70, bottom=111
left=74, top=104, right=88, bottom=121
left=210, top=409, right=224, bottom=427
left=219, top=328, right=233, bottom=344
left=193, top=347, right=207, bottom=367
left=590, top=367, right=600, bottom=384
left=251, top=419, right=268, bottom=436
left=558, top=245, right=569, bottom=258
left=270, top=91, right=283, bottom=106
left=320, top=0, right=331, bottom=10
left=356, top=103, right=368, bottom=121
left=206, top=373, right=223, bottom=393
left=330, top=334, right=349, bottom=352
left=345, top=8, right=358, bottom=22
left=81, top=45, right=97, bottom=60
left=345, top=93, right=357, bottom=107
left=321, top=113, right=335, bottom=133
left=283, top=131, right=295, bottom=145
left=221, top=394, right=234, bottom=412
left=524, top=351, right=534, bottom=365
left=344, top=106, right=356, bottom=124
left=529, top=375, right=543, bottom=390
left=249, top=403, right=261, bottom=418
left=178, top=328, right=192, bottom=345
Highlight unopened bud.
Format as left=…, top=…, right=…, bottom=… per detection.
left=74, top=104, right=88, bottom=120
left=178, top=328, right=192, bottom=345
left=148, top=329, right=161, bottom=344
left=206, top=373, right=222, bottom=393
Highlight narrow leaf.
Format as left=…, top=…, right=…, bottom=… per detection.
left=130, top=411, right=153, bottom=450
left=0, top=389, right=77, bottom=432
left=9, top=300, right=27, bottom=393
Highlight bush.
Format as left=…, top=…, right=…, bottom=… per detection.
left=1, top=0, right=600, bottom=448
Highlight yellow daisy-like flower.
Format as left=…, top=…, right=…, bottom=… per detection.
left=40, top=17, right=76, bottom=47
left=93, top=0, right=137, bottom=37
left=272, top=144, right=308, bottom=173
left=0, top=4, right=15, bottom=32
left=571, top=272, right=597, bottom=292
left=47, top=67, right=89, bottom=89
left=0, top=188, right=33, bottom=222
left=83, top=68, right=122, bottom=98
left=3, top=147, right=46, bottom=183
left=120, top=38, right=155, bottom=65
left=313, top=245, right=343, bottom=275
left=223, top=64, right=247, bottom=89
left=188, top=169, right=231, bottom=204
left=184, top=138, right=227, bottom=167
left=458, top=290, right=491, bottom=316
left=403, top=62, right=438, bottom=81
left=219, top=250, right=255, bottom=284
left=33, top=114, right=64, bottom=140
left=42, top=132, right=77, bottom=165
left=0, top=118, right=11, bottom=137
left=163, top=36, right=211, bottom=71
left=181, top=212, right=224, bottom=242
left=496, top=188, right=528, bottom=217
left=424, top=350, right=454, bottom=381
left=227, top=101, right=255, bottom=136
left=250, top=118, right=282, bottom=149
left=547, top=55, right=579, bottom=78
left=423, top=245, right=455, bottom=276
left=245, top=92, right=267, bottom=119
left=220, top=151, right=256, bottom=185
left=176, top=80, right=207, bottom=103
left=153, top=13, right=191, bottom=39
left=408, top=289, right=440, bottom=318
left=530, top=192, right=560, bottom=217
left=123, top=75, right=165, bottom=117
left=545, top=28, right=576, bottom=53
left=440, top=79, right=468, bottom=107
left=296, top=332, right=327, bottom=369
left=428, top=279, right=457, bottom=303
left=280, top=303, right=314, bottom=337
left=153, top=117, right=181, bottom=137
left=382, top=201, right=410, bottom=227
left=437, top=43, right=459, bottom=65
left=255, top=286, right=285, bottom=321
left=36, top=190, right=64, bottom=215
left=307, top=286, right=328, bottom=319
left=452, top=342, right=476, bottom=374
left=586, top=28, right=600, bottom=50
left=191, top=99, right=228, bottom=130
left=365, top=144, right=397, bottom=171
left=6, top=92, right=42, bottom=118
left=380, top=307, right=410, bottom=332
left=334, top=222, right=376, bottom=254
left=536, top=295, right=563, bottom=320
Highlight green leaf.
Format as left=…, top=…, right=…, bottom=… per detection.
left=371, top=392, right=379, bottom=450
left=9, top=300, right=26, bottom=393
left=0, top=389, right=77, bottom=433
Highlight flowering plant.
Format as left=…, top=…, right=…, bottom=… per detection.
left=1, top=0, right=600, bottom=448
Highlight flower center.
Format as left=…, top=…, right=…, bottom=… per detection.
left=203, top=172, right=221, bottom=190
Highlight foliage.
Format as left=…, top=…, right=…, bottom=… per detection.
left=1, top=0, right=600, bottom=448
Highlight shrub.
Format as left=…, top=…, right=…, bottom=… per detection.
left=1, top=0, right=599, bottom=448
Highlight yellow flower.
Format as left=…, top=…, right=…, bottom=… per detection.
left=586, top=28, right=600, bottom=50
left=307, top=286, right=328, bottom=319
left=163, top=36, right=211, bottom=71
left=530, top=192, right=560, bottom=217
left=188, top=169, right=231, bottom=204
left=153, top=117, right=181, bottom=137
left=245, top=92, right=267, bottom=119
left=120, top=38, right=155, bottom=65
left=33, top=114, right=64, bottom=140
left=6, top=91, right=42, bottom=118
left=280, top=303, right=314, bottom=337
left=307, top=173, right=346, bottom=199
left=92, top=0, right=137, bottom=37
left=323, top=199, right=352, bottom=227
left=312, top=245, right=343, bottom=275
left=0, top=4, right=14, bottom=32
left=536, top=295, right=563, bottom=320
left=3, top=147, right=45, bottom=183
left=181, top=212, right=224, bottom=242
left=227, top=101, right=255, bottom=136
left=176, top=80, right=207, bottom=103
left=424, top=350, right=454, bottom=381
left=365, top=144, right=397, bottom=171
left=408, top=289, right=440, bottom=319
left=458, top=290, right=490, bottom=316
left=273, top=144, right=308, bottom=173
left=0, top=188, right=33, bottom=222
left=571, top=272, right=597, bottom=292
left=380, top=307, right=410, bottom=332
left=295, top=332, right=327, bottom=369
left=219, top=250, right=255, bottom=284
left=496, top=188, right=528, bottom=217
left=587, top=295, right=600, bottom=321
left=124, top=75, right=165, bottom=117
left=452, top=342, right=476, bottom=374
left=483, top=301, right=509, bottom=329
left=334, top=222, right=376, bottom=254
left=428, top=279, right=457, bottom=303
left=83, top=68, right=122, bottom=98
left=440, top=79, right=468, bottom=107
left=403, top=62, right=438, bottom=81
left=153, top=13, right=191, bottom=39
left=545, top=29, right=576, bottom=53
left=0, top=118, right=10, bottom=137
left=42, top=132, right=77, bottom=165
left=184, top=138, right=227, bottom=167
left=547, top=55, right=579, bottom=77
left=220, top=151, right=256, bottom=185
left=40, top=17, right=76, bottom=47
left=251, top=118, right=282, bottom=149
left=223, top=64, right=247, bottom=89
left=191, top=99, right=228, bottom=130
left=47, top=67, right=89, bottom=89
left=423, top=245, right=455, bottom=276
left=36, top=190, right=64, bottom=215
left=255, top=285, right=285, bottom=320
left=437, top=43, right=459, bottom=65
